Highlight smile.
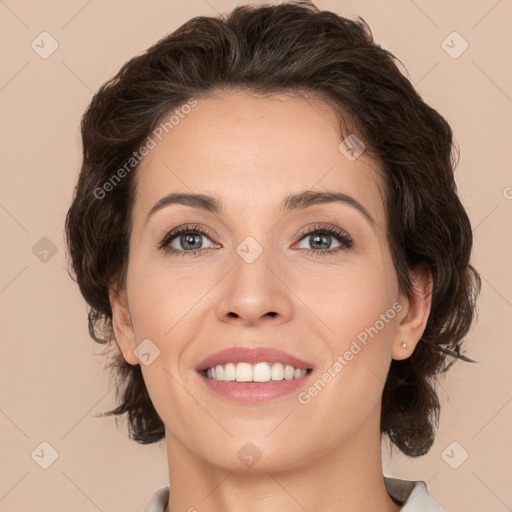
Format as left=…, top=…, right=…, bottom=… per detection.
left=203, top=362, right=311, bottom=382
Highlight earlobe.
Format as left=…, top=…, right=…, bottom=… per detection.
left=392, top=265, right=433, bottom=360
left=108, top=284, right=139, bottom=366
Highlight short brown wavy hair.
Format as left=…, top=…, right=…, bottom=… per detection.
left=65, top=0, right=481, bottom=457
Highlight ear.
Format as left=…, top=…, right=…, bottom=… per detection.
left=392, top=265, right=433, bottom=360
left=109, top=283, right=139, bottom=366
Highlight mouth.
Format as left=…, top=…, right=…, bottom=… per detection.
left=195, top=346, right=315, bottom=402
left=195, top=346, right=314, bottom=376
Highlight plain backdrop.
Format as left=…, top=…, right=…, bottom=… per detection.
left=1, top=1, right=511, bottom=511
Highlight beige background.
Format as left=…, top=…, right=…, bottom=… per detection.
left=1, top=0, right=511, bottom=510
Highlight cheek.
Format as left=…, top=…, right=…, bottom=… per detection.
left=292, top=260, right=399, bottom=418
left=124, top=261, right=205, bottom=422
left=295, top=255, right=398, bottom=336
left=126, top=254, right=208, bottom=338
left=292, top=254, right=400, bottom=404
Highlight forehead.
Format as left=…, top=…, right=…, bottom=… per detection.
left=133, top=92, right=385, bottom=222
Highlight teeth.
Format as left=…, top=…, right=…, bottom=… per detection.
left=204, top=362, right=309, bottom=382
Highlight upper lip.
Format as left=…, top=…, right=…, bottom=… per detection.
left=195, top=347, right=315, bottom=372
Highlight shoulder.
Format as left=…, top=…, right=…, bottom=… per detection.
left=384, top=476, right=446, bottom=511
left=144, top=485, right=170, bottom=512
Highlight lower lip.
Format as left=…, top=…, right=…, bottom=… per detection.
left=197, top=371, right=314, bottom=403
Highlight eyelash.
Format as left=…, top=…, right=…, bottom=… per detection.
left=157, top=223, right=354, bottom=258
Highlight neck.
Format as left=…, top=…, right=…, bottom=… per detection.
left=163, top=404, right=402, bottom=512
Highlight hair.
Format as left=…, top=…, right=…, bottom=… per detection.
left=65, top=0, right=481, bottom=457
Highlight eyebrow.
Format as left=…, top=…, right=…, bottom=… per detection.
left=146, top=190, right=374, bottom=226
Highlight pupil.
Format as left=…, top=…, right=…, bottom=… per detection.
left=311, top=234, right=330, bottom=249
left=182, top=233, right=202, bottom=250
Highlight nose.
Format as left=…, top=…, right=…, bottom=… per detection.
left=214, top=242, right=294, bottom=327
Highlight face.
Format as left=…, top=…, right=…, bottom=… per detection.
left=110, top=91, right=428, bottom=473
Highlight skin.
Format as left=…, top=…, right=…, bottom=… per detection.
left=109, top=92, right=432, bottom=512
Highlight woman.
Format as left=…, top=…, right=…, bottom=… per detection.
left=65, top=2, right=480, bottom=510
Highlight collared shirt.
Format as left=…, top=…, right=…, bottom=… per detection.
left=144, top=476, right=445, bottom=511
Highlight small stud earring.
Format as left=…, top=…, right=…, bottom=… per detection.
left=401, top=342, right=407, bottom=349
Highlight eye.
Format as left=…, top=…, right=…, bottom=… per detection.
left=157, top=223, right=353, bottom=258
left=158, top=224, right=220, bottom=256
left=294, top=224, right=353, bottom=257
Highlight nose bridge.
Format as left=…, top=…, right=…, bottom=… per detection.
left=214, top=231, right=293, bottom=324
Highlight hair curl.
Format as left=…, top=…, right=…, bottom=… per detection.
left=65, top=0, right=481, bottom=456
